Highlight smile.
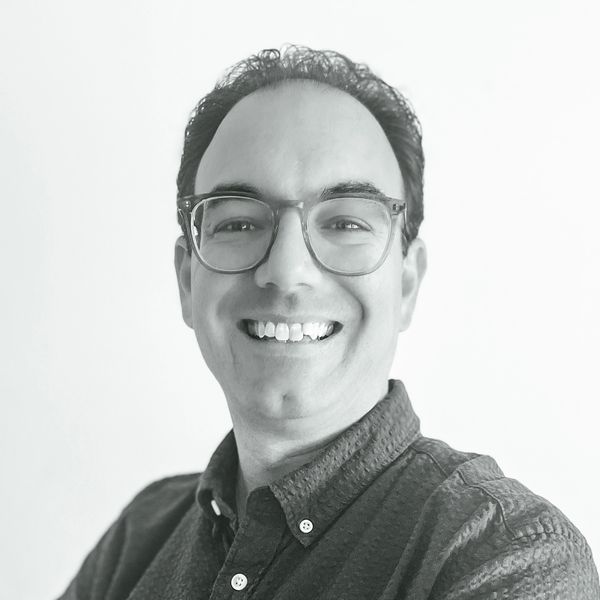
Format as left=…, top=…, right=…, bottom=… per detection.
left=243, top=320, right=341, bottom=343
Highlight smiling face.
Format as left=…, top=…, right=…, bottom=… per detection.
left=175, top=81, right=426, bottom=424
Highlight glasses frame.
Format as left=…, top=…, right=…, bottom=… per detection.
left=177, top=191, right=407, bottom=276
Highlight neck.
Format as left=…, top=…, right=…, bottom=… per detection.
left=228, top=379, right=389, bottom=520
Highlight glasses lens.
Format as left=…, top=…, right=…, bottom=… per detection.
left=307, top=197, right=392, bottom=274
left=192, top=197, right=274, bottom=271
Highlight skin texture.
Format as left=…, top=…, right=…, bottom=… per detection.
left=175, top=81, right=427, bottom=514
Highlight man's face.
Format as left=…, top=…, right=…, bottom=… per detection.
left=176, top=82, right=425, bottom=422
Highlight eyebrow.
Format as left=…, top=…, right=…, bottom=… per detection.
left=210, top=182, right=261, bottom=195
left=209, top=180, right=388, bottom=199
left=321, top=181, right=386, bottom=198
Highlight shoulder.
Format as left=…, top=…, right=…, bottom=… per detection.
left=119, top=472, right=201, bottom=527
left=124, top=472, right=201, bottom=510
left=400, top=436, right=599, bottom=596
left=90, top=472, right=202, bottom=561
left=408, top=436, right=584, bottom=541
left=57, top=473, right=202, bottom=599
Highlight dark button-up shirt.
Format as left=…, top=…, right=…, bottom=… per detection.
left=59, top=381, right=599, bottom=599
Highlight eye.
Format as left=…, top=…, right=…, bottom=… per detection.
left=214, top=220, right=258, bottom=233
left=325, top=218, right=370, bottom=232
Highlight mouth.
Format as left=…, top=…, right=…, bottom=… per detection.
left=240, top=319, right=342, bottom=343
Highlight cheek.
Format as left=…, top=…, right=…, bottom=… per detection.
left=190, top=268, right=236, bottom=363
left=344, top=279, right=397, bottom=337
left=348, top=258, right=403, bottom=341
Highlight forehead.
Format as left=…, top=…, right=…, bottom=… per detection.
left=194, top=81, right=403, bottom=199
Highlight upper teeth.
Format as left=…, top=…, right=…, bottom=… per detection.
left=247, top=321, right=334, bottom=342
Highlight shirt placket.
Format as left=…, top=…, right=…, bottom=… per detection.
left=209, top=487, right=287, bottom=600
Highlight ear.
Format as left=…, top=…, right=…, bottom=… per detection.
left=397, top=238, right=427, bottom=332
left=174, top=236, right=193, bottom=328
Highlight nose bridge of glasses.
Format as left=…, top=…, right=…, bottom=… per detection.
left=252, top=201, right=323, bottom=288
left=269, top=203, right=310, bottom=256
left=273, top=200, right=306, bottom=218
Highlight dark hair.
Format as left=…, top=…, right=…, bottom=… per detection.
left=177, top=45, right=424, bottom=252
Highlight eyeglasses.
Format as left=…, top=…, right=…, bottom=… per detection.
left=177, top=191, right=406, bottom=276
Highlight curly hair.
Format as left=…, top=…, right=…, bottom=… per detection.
left=177, top=45, right=424, bottom=252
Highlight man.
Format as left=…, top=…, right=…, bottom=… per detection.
left=59, top=46, right=599, bottom=599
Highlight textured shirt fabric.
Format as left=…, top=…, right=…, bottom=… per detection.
left=59, top=381, right=600, bottom=600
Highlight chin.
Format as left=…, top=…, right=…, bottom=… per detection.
left=240, top=373, right=332, bottom=420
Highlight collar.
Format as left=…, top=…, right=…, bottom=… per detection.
left=196, top=430, right=239, bottom=527
left=195, top=380, right=421, bottom=547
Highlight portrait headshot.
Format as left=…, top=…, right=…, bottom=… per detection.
left=1, top=2, right=599, bottom=599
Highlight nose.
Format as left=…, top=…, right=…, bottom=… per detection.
left=254, top=208, right=323, bottom=291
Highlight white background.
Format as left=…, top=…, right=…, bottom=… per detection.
left=1, top=1, right=599, bottom=598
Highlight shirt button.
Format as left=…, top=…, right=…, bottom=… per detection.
left=299, top=518, right=314, bottom=534
left=210, top=499, right=221, bottom=516
left=231, top=573, right=248, bottom=591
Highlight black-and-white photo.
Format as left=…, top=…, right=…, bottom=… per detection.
left=2, top=2, right=599, bottom=599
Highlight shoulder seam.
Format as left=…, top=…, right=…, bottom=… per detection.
left=411, top=446, right=518, bottom=540
left=454, top=469, right=519, bottom=540
left=410, top=445, right=450, bottom=477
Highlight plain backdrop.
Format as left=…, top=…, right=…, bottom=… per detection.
left=1, top=1, right=599, bottom=598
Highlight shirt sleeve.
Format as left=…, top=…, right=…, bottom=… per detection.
left=434, top=529, right=600, bottom=600
left=55, top=474, right=198, bottom=600
left=56, top=515, right=127, bottom=600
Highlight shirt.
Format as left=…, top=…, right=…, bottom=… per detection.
left=58, top=380, right=600, bottom=599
